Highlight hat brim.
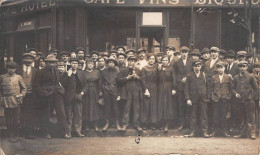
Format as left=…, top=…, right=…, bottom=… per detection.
left=45, top=59, right=58, bottom=62
left=106, top=59, right=118, bottom=66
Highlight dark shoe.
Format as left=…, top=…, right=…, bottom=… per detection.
left=250, top=134, right=256, bottom=140
left=136, top=126, right=143, bottom=132
left=210, top=132, right=215, bottom=137
left=188, top=132, right=195, bottom=137
left=224, top=132, right=231, bottom=137
left=64, top=133, right=70, bottom=139
left=178, top=124, right=183, bottom=131
left=75, top=131, right=84, bottom=137
left=45, top=134, right=51, bottom=139
left=203, top=132, right=210, bottom=138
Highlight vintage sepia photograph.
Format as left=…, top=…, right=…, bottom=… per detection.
left=0, top=0, right=259, bottom=155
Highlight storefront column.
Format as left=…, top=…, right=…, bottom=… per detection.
left=57, top=8, right=65, bottom=51
left=8, top=34, right=14, bottom=61
left=75, top=7, right=86, bottom=50
left=51, top=8, right=57, bottom=50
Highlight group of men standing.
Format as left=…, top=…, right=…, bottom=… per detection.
left=0, top=45, right=259, bottom=143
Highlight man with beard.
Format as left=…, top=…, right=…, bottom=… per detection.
left=76, top=47, right=86, bottom=70
left=233, top=61, right=257, bottom=140
left=116, top=56, right=144, bottom=132
left=101, top=56, right=121, bottom=131
left=35, top=54, right=69, bottom=139
left=136, top=48, right=147, bottom=70
left=16, top=53, right=39, bottom=139
left=166, top=45, right=176, bottom=66
left=174, top=46, right=192, bottom=131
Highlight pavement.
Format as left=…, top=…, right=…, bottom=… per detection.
left=0, top=132, right=259, bottom=155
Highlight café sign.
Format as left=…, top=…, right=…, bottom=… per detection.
left=82, top=0, right=260, bottom=6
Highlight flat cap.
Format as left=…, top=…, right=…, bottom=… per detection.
left=192, top=59, right=202, bottom=67
left=125, top=49, right=136, bottom=54
left=76, top=47, right=85, bottom=53
left=237, top=51, right=247, bottom=57
left=174, top=51, right=180, bottom=55
left=109, top=50, right=118, bottom=54
left=210, top=46, right=220, bottom=52
left=219, top=49, right=226, bottom=55
left=127, top=56, right=137, bottom=61
left=100, top=52, right=109, bottom=57
left=6, top=62, right=17, bottom=69
left=190, top=49, right=201, bottom=56
left=166, top=45, right=176, bottom=51
left=49, top=48, right=58, bottom=53
left=216, top=61, right=226, bottom=67
left=238, top=60, right=248, bottom=66
left=26, top=48, right=38, bottom=53
left=201, top=48, right=210, bottom=54
left=137, top=48, right=146, bottom=54
left=90, top=51, right=99, bottom=56
left=157, top=52, right=165, bottom=56
left=225, top=50, right=236, bottom=58
left=247, top=53, right=253, bottom=58
left=180, top=46, right=190, bottom=52
left=69, top=57, right=79, bottom=63
left=22, top=53, right=35, bottom=59
left=60, top=51, right=70, bottom=56
left=253, top=61, right=260, bottom=67
left=106, top=56, right=118, bottom=66
left=57, top=61, right=66, bottom=66
left=116, top=46, right=126, bottom=52
left=117, top=52, right=127, bottom=58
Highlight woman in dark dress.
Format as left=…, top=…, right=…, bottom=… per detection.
left=140, top=54, right=158, bottom=130
left=157, top=55, right=177, bottom=132
left=82, top=59, right=102, bottom=132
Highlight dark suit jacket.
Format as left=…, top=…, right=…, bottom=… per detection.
left=204, top=58, right=222, bottom=80
left=16, top=66, right=38, bottom=94
left=61, top=71, right=85, bottom=104
left=35, top=67, right=65, bottom=97
left=210, top=73, right=233, bottom=102
left=173, top=58, right=192, bottom=91
left=225, top=62, right=239, bottom=78
left=184, top=71, right=209, bottom=103
left=233, top=72, right=257, bottom=101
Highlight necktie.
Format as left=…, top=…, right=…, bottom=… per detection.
left=227, top=64, right=230, bottom=72
left=25, top=67, right=29, bottom=77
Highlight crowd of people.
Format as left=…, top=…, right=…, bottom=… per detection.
left=0, top=45, right=259, bottom=143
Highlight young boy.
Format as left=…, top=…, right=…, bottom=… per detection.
left=185, top=60, right=210, bottom=138
left=0, top=62, right=27, bottom=142
left=210, top=61, right=233, bottom=137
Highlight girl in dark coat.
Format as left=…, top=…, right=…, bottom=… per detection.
left=157, top=55, right=177, bottom=132
left=82, top=59, right=102, bottom=132
left=140, top=54, right=158, bottom=130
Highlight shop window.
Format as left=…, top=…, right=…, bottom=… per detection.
left=87, top=9, right=136, bottom=52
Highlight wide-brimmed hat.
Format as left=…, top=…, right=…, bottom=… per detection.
left=45, top=54, right=58, bottom=62
left=106, top=56, right=118, bottom=66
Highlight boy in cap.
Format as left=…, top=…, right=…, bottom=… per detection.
left=116, top=56, right=145, bottom=132
left=16, top=53, right=39, bottom=139
left=173, top=46, right=192, bottom=131
left=190, top=49, right=201, bottom=61
left=232, top=61, right=257, bottom=139
left=185, top=60, right=210, bottom=138
left=59, top=51, right=71, bottom=71
left=209, top=61, right=233, bottom=137
left=0, top=62, right=27, bottom=142
left=101, top=57, right=121, bottom=131
left=166, top=45, right=176, bottom=66
left=200, top=48, right=210, bottom=64
left=62, top=57, right=85, bottom=138
left=57, top=61, right=66, bottom=74
left=109, top=50, right=118, bottom=60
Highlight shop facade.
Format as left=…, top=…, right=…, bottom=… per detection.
left=0, top=0, right=259, bottom=63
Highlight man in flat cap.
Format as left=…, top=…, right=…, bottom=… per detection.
left=26, top=48, right=38, bottom=68
left=219, top=49, right=226, bottom=61
left=136, top=48, right=148, bottom=70
left=236, top=50, right=247, bottom=62
left=173, top=46, right=192, bottom=131
left=209, top=61, right=233, bottom=137
left=0, top=62, right=27, bottom=142
left=117, top=53, right=127, bottom=71
left=109, top=50, right=118, bottom=60
left=166, top=45, right=176, bottom=66
left=190, top=49, right=201, bottom=61
left=49, top=48, right=58, bottom=58
left=116, top=56, right=144, bottom=132
left=185, top=60, right=210, bottom=138
left=224, top=50, right=239, bottom=133
left=204, top=46, right=222, bottom=133
left=97, top=57, right=106, bottom=72
left=59, top=51, right=71, bottom=72
left=232, top=61, right=257, bottom=139
left=35, top=54, right=69, bottom=139
left=116, top=46, right=126, bottom=54
left=61, top=57, right=85, bottom=138
left=16, top=53, right=39, bottom=139
left=200, top=48, right=210, bottom=64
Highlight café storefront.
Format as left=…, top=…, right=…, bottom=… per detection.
left=0, top=0, right=259, bottom=64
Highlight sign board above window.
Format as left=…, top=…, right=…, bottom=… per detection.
left=142, top=12, right=163, bottom=26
